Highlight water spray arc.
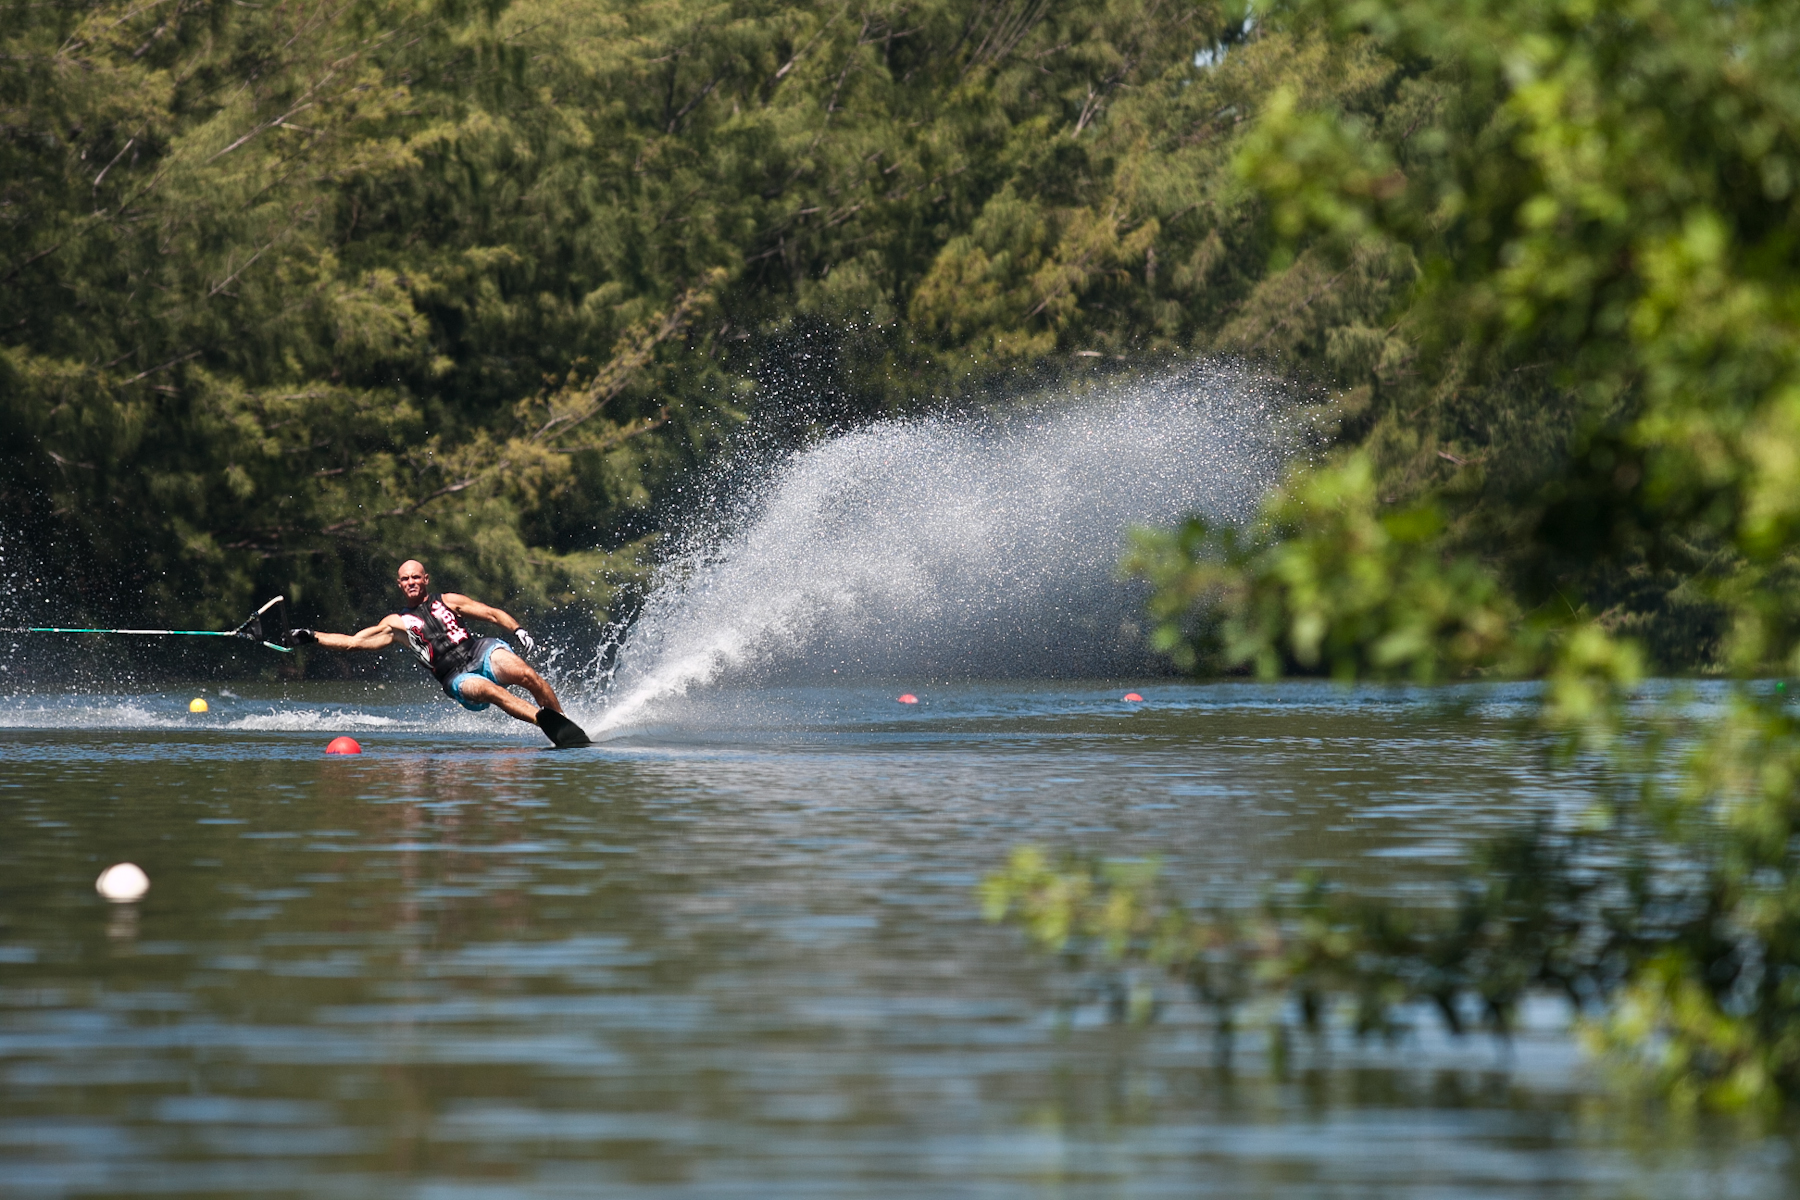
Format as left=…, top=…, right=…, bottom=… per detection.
left=586, top=368, right=1298, bottom=733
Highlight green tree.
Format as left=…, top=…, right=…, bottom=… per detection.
left=1102, top=0, right=1800, bottom=1108
left=1, top=0, right=724, bottom=628
left=1, top=0, right=1344, bottom=632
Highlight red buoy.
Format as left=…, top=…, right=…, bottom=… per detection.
left=1122, top=692, right=1144, bottom=702
left=897, top=694, right=919, bottom=705
left=325, top=736, right=362, bottom=755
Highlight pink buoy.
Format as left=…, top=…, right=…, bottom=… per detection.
left=1123, top=692, right=1144, bottom=702
left=897, top=694, right=919, bottom=705
left=325, top=736, right=362, bottom=755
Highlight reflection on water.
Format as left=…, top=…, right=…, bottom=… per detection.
left=0, top=681, right=1792, bottom=1197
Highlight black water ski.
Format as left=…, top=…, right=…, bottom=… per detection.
left=536, top=708, right=591, bottom=749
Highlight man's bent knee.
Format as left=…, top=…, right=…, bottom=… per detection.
left=488, top=650, right=560, bottom=710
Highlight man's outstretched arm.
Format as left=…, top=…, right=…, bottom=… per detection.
left=286, top=619, right=401, bottom=650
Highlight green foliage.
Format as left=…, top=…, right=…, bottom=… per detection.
left=989, top=678, right=1800, bottom=1111
left=1237, top=0, right=1800, bottom=659
left=3, top=0, right=1456, bottom=631
left=27, top=0, right=1759, bottom=649
left=982, top=809, right=1796, bottom=1105
left=1093, top=0, right=1800, bottom=1110
left=984, top=832, right=1635, bottom=1040
left=1, top=0, right=732, bottom=627
left=1123, top=455, right=1517, bottom=679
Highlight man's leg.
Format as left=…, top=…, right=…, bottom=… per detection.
left=486, top=647, right=563, bottom=714
left=453, top=676, right=539, bottom=724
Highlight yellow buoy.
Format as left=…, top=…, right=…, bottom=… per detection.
left=188, top=697, right=209, bottom=713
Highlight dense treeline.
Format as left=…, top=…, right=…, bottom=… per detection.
left=0, top=0, right=1210, bottom=628
left=4, top=0, right=1609, bottom=641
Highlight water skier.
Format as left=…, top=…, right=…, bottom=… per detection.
left=284, top=559, right=590, bottom=747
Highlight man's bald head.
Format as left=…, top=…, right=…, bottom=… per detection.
left=396, top=560, right=430, bottom=605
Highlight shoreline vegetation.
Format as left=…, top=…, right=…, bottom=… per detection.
left=1, top=0, right=1740, bottom=670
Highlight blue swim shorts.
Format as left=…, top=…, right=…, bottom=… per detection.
left=446, top=638, right=509, bottom=712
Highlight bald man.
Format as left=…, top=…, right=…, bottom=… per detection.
left=284, top=559, right=590, bottom=747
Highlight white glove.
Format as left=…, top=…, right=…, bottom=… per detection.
left=512, top=628, right=537, bottom=657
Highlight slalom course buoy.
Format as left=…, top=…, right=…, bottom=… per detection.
left=897, top=694, right=919, bottom=705
left=1123, top=692, right=1144, bottom=703
left=325, top=736, right=362, bottom=755
left=188, top=697, right=209, bottom=713
left=96, top=863, right=150, bottom=903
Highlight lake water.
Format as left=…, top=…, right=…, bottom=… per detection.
left=1, top=680, right=1793, bottom=1198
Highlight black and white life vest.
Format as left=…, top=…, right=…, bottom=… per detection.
left=394, top=593, right=479, bottom=684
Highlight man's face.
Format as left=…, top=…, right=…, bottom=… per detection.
left=397, top=562, right=429, bottom=605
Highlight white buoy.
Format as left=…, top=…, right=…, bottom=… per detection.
left=96, top=863, right=150, bottom=903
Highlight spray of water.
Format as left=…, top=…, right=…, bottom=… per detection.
left=585, top=364, right=1299, bottom=733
